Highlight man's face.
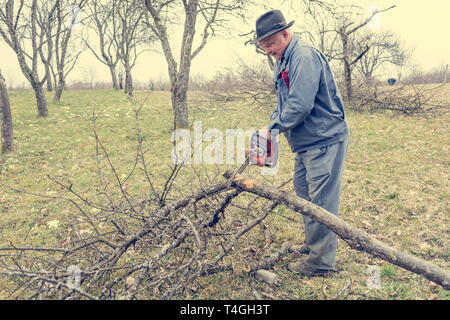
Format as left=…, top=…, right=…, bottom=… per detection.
left=259, top=30, right=290, bottom=61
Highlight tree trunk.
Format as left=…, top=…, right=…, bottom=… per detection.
left=0, top=70, right=14, bottom=153
left=171, top=82, right=189, bottom=129
left=109, top=65, right=119, bottom=90
left=340, top=31, right=353, bottom=101
left=118, top=71, right=124, bottom=90
left=31, top=81, right=48, bottom=117
left=124, top=67, right=133, bottom=97
left=53, top=74, right=64, bottom=103
left=45, top=64, right=53, bottom=92
left=43, top=33, right=53, bottom=92
left=344, top=60, right=353, bottom=100
left=223, top=171, right=450, bottom=289
left=15, top=49, right=48, bottom=117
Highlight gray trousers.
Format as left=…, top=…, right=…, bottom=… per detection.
left=293, top=136, right=349, bottom=271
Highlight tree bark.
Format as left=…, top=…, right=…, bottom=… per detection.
left=124, top=62, right=133, bottom=97
left=340, top=31, right=353, bottom=101
left=223, top=171, right=450, bottom=290
left=109, top=65, right=119, bottom=90
left=118, top=76, right=123, bottom=90
left=15, top=49, right=48, bottom=117
left=53, top=74, right=65, bottom=103
left=343, top=59, right=352, bottom=101
left=53, top=1, right=67, bottom=103
left=0, top=70, right=13, bottom=153
left=45, top=64, right=53, bottom=92
left=31, top=79, right=48, bottom=117
left=171, top=82, right=189, bottom=129
left=125, top=70, right=133, bottom=96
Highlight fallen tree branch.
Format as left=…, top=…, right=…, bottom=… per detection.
left=224, top=171, right=450, bottom=289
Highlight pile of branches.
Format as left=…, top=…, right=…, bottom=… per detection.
left=349, top=81, right=449, bottom=116
left=193, top=68, right=449, bottom=117
left=0, top=178, right=285, bottom=300
left=0, top=102, right=292, bottom=300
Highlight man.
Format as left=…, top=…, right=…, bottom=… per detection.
left=251, top=10, right=349, bottom=277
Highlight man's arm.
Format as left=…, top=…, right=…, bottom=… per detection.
left=269, top=108, right=279, bottom=121
left=268, top=47, right=322, bottom=133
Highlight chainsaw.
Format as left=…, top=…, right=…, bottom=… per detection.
left=226, top=130, right=278, bottom=187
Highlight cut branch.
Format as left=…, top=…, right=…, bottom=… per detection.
left=223, top=171, right=450, bottom=289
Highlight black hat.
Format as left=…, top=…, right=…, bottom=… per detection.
left=250, top=10, right=294, bottom=45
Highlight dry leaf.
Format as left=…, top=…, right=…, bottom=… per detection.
left=47, top=220, right=59, bottom=229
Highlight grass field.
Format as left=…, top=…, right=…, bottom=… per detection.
left=0, top=87, right=449, bottom=299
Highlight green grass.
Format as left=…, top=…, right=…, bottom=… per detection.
left=0, top=88, right=449, bottom=300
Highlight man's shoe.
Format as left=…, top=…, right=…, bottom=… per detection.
left=298, top=245, right=310, bottom=255
left=291, top=244, right=310, bottom=255
left=287, top=258, right=334, bottom=277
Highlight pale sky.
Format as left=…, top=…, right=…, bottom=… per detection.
left=1, top=0, right=449, bottom=88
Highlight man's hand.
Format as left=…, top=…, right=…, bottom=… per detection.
left=257, top=127, right=270, bottom=139
left=247, top=127, right=279, bottom=168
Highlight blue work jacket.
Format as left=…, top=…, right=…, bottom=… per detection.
left=268, top=36, right=349, bottom=152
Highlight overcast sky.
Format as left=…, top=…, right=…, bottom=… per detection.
left=1, top=0, right=449, bottom=87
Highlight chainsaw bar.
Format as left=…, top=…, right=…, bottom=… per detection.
left=225, top=130, right=278, bottom=188
left=226, top=156, right=249, bottom=188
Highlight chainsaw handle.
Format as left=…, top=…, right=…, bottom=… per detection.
left=248, top=131, right=279, bottom=168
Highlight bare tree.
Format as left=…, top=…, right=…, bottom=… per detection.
left=355, top=30, right=406, bottom=82
left=144, top=0, right=245, bottom=129
left=331, top=5, right=395, bottom=100
left=35, top=0, right=58, bottom=92
left=0, top=0, right=48, bottom=117
left=114, top=0, right=149, bottom=97
left=52, top=0, right=87, bottom=103
left=84, top=0, right=120, bottom=90
left=294, top=4, right=340, bottom=64
left=191, top=58, right=276, bottom=108
left=0, top=69, right=13, bottom=153
left=299, top=0, right=396, bottom=100
left=86, top=0, right=149, bottom=96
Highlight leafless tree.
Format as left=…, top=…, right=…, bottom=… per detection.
left=301, top=1, right=396, bottom=100
left=114, top=0, right=150, bottom=97
left=144, top=0, right=245, bottom=129
left=0, top=0, right=86, bottom=111
left=294, top=4, right=339, bottom=64
left=0, top=0, right=48, bottom=117
left=0, top=69, right=13, bottom=153
left=86, top=0, right=150, bottom=96
left=52, top=0, right=88, bottom=103
left=84, top=0, right=120, bottom=90
left=34, top=0, right=58, bottom=92
left=403, top=63, right=450, bottom=85
left=191, top=58, right=276, bottom=108
left=355, top=30, right=406, bottom=82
